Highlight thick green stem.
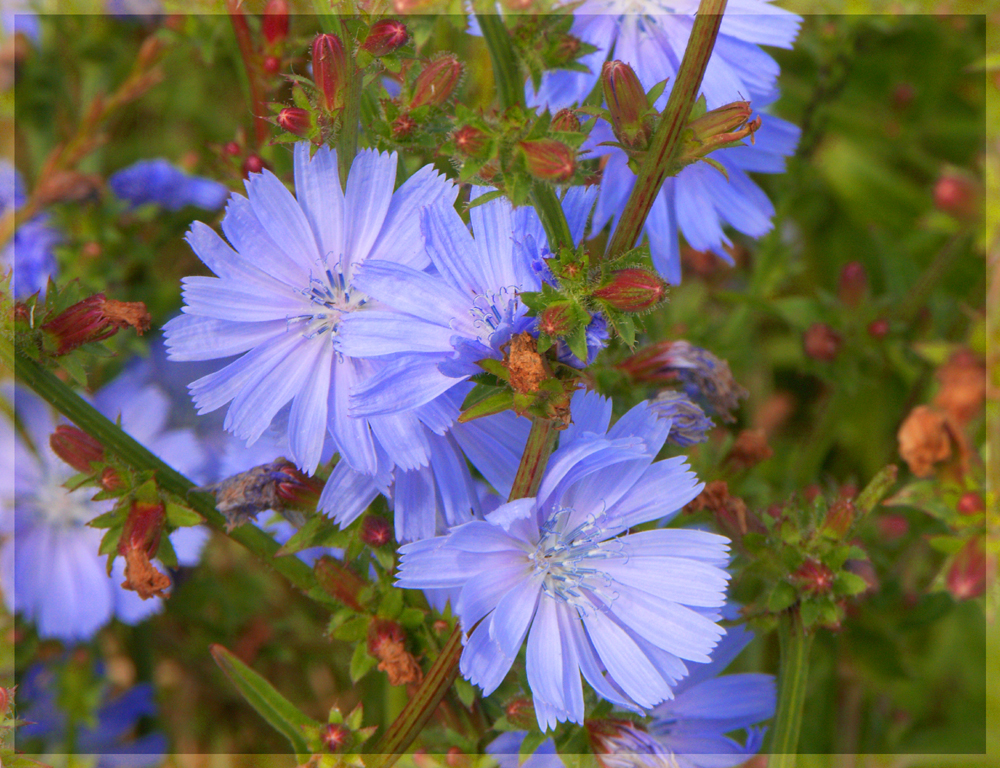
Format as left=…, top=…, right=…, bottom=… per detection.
left=769, top=608, right=813, bottom=767
left=509, top=417, right=558, bottom=501
left=530, top=185, right=574, bottom=252
left=605, top=0, right=729, bottom=260
left=9, top=350, right=319, bottom=596
left=475, top=11, right=524, bottom=112
left=338, top=63, right=363, bottom=187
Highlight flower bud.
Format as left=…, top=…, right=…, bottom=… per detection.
left=312, top=33, right=347, bottom=113
left=360, top=515, right=393, bottom=547
left=361, top=19, right=409, bottom=57
left=410, top=54, right=462, bottom=109
left=823, top=497, right=855, bottom=536
left=550, top=34, right=581, bottom=65
left=100, top=466, right=124, bottom=492
left=838, top=261, right=867, bottom=307
left=956, top=492, right=984, bottom=516
left=452, top=125, right=488, bottom=157
left=538, top=302, right=574, bottom=336
left=868, top=318, right=890, bottom=339
left=314, top=556, right=368, bottom=612
left=933, top=169, right=981, bottom=222
left=682, top=100, right=762, bottom=162
left=321, top=723, right=351, bottom=753
left=446, top=748, right=467, bottom=768
left=519, top=139, right=576, bottom=182
left=276, top=107, right=311, bottom=137
left=368, top=619, right=422, bottom=686
left=803, top=322, right=842, bottom=362
left=263, top=55, right=282, bottom=75
left=42, top=293, right=151, bottom=355
left=551, top=108, right=581, bottom=133
left=602, top=61, right=651, bottom=150
left=262, top=0, right=289, bottom=46
left=592, top=268, right=665, bottom=312
left=504, top=698, right=536, bottom=730
left=649, top=390, right=713, bottom=447
left=391, top=113, right=416, bottom=139
left=50, top=425, right=104, bottom=473
left=242, top=154, right=265, bottom=175
left=946, top=536, right=985, bottom=600
left=119, top=501, right=170, bottom=600
left=792, top=558, right=835, bottom=594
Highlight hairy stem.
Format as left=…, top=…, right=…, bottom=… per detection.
left=227, top=0, right=269, bottom=150
left=8, top=349, right=319, bottom=596
left=769, top=608, right=813, bottom=767
left=605, top=0, right=729, bottom=260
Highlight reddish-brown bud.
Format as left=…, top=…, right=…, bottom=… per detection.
left=933, top=170, right=981, bottom=222
left=321, top=723, right=351, bottom=753
left=838, top=261, right=867, bottom=307
left=119, top=501, right=170, bottom=600
left=368, top=619, right=422, bottom=686
left=878, top=513, right=909, bottom=541
left=272, top=461, right=323, bottom=510
left=242, top=155, right=265, bottom=175
left=410, top=55, right=462, bottom=109
left=823, top=497, right=855, bottom=536
left=360, top=515, right=393, bottom=548
left=223, top=141, right=241, bottom=156
left=314, top=556, right=367, bottom=612
left=446, top=747, right=467, bottom=768
left=551, top=108, right=581, bottom=133
left=100, top=466, right=124, bottom=492
left=551, top=34, right=581, bottom=64
left=592, top=268, right=665, bottom=312
left=452, top=125, right=488, bottom=157
left=42, top=294, right=151, bottom=355
left=792, top=559, right=835, bottom=594
left=803, top=322, right=842, bottom=362
left=262, top=0, right=289, bottom=46
left=504, top=698, right=537, bottom=729
left=868, top=318, right=890, bottom=339
left=602, top=60, right=650, bottom=150
left=263, top=55, right=282, bottom=74
left=0, top=686, right=8, bottom=715
left=50, top=425, right=104, bottom=473
left=539, top=302, right=574, bottom=336
left=956, top=492, right=985, bottom=516
left=312, top=33, right=348, bottom=113
left=391, top=113, right=417, bottom=139
left=946, top=536, right=985, bottom=600
left=361, top=19, right=409, bottom=57
left=519, top=139, right=576, bottom=182
left=277, top=107, right=311, bottom=137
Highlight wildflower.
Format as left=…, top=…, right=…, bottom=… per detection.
left=163, top=143, right=459, bottom=476
left=1, top=160, right=60, bottom=298
left=339, top=187, right=599, bottom=412
left=41, top=292, right=151, bottom=355
left=488, top=731, right=564, bottom=768
left=108, top=158, right=229, bottom=211
left=802, top=322, right=842, bottom=362
left=1, top=0, right=40, bottom=44
left=17, top=663, right=167, bottom=768
left=649, top=390, right=714, bottom=447
left=527, top=1, right=801, bottom=113
left=396, top=391, right=727, bottom=729
left=0, top=383, right=207, bottom=641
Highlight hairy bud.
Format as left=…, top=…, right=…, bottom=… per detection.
left=551, top=108, right=581, bottom=133
left=360, top=516, right=393, bottom=548
left=42, top=293, right=151, bottom=355
left=312, top=33, right=347, bottom=113
left=50, top=425, right=104, bottom=473
left=362, top=19, right=409, bottom=57
left=276, top=107, right=311, bottom=137
left=452, top=125, right=488, bottom=157
left=538, top=302, right=574, bottom=336
left=519, top=139, right=575, bottom=182
left=410, top=55, right=462, bottom=109
left=592, top=268, right=665, bottom=312
left=262, top=0, right=289, bottom=46
left=602, top=61, right=651, bottom=150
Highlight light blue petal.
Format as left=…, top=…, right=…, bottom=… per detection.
left=456, top=561, right=531, bottom=631
left=526, top=599, right=584, bottom=729
left=180, top=275, right=305, bottom=323
left=339, top=311, right=459, bottom=356
left=646, top=180, right=683, bottom=285
left=582, top=608, right=670, bottom=709
left=349, top=354, right=460, bottom=417
left=319, top=460, right=383, bottom=527
left=330, top=355, right=378, bottom=474
left=244, top=168, right=323, bottom=274
left=288, top=334, right=335, bottom=473
left=452, top=410, right=530, bottom=500
left=164, top=315, right=290, bottom=362
left=461, top=618, right=516, bottom=696
left=604, top=458, right=704, bottom=530
left=221, top=194, right=309, bottom=288
left=350, top=259, right=473, bottom=324
left=422, top=205, right=483, bottom=294
left=394, top=465, right=437, bottom=541
left=343, top=149, right=397, bottom=278
left=293, top=143, right=345, bottom=268
left=605, top=586, right=726, bottom=662
left=490, top=572, right=542, bottom=658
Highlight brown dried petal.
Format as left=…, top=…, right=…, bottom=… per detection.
left=897, top=405, right=952, bottom=477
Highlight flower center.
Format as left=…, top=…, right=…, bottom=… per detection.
left=32, top=469, right=107, bottom=528
left=298, top=263, right=368, bottom=339
left=528, top=508, right=621, bottom=614
left=468, top=287, right=520, bottom=343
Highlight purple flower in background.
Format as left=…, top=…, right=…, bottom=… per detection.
left=527, top=0, right=801, bottom=112
left=649, top=390, right=713, bottom=447
left=488, top=732, right=565, bottom=768
left=108, top=159, right=229, bottom=212
left=1, top=0, right=40, bottom=43
left=164, top=142, right=459, bottom=476
left=397, top=391, right=728, bottom=730
left=339, top=188, right=597, bottom=417
left=17, top=663, right=167, bottom=768
left=0, top=382, right=207, bottom=642
left=1, top=160, right=60, bottom=298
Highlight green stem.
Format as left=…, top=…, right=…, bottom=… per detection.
left=530, top=185, right=574, bottom=252
left=475, top=11, right=524, bottom=112
left=9, top=349, right=319, bottom=596
left=339, top=63, right=363, bottom=187
left=769, top=608, right=813, bottom=767
left=605, top=0, right=729, bottom=260
left=509, top=417, right=558, bottom=501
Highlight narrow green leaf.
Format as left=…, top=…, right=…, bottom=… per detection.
left=350, top=642, right=378, bottom=683
left=768, top=581, right=797, bottom=613
left=458, top=390, right=513, bottom=423
left=274, top=513, right=335, bottom=557
left=833, top=571, right=870, bottom=597
left=165, top=502, right=203, bottom=528
left=210, top=644, right=318, bottom=758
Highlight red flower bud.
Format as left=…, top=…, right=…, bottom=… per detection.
left=277, top=107, right=311, bottom=137
left=360, top=515, right=393, bottom=548
left=803, top=322, right=842, bottom=362
left=452, top=125, right=488, bottom=157
left=792, top=559, right=835, bottom=594
left=242, top=155, right=265, bottom=175
left=410, top=55, right=462, bottom=109
left=223, top=141, right=241, bottom=156
left=42, top=294, right=151, bottom=355
left=946, top=536, right=985, bottom=600
left=446, top=748, right=467, bottom=768
left=321, top=723, right=351, bottom=753
left=519, top=139, right=576, bottom=182
left=263, top=55, right=282, bottom=75
left=838, top=261, right=867, bottom=308
left=262, top=0, right=289, bottom=46
left=391, top=113, right=417, bottom=139
left=50, top=425, right=104, bottom=473
left=956, top=492, right=985, bottom=516
left=314, top=555, right=367, bottom=612
left=312, top=33, right=348, bottom=113
left=272, top=460, right=323, bottom=510
left=551, top=108, right=581, bottom=133
left=100, top=466, right=124, bottom=492
left=868, top=318, right=890, bottom=339
left=934, top=170, right=981, bottom=222
left=602, top=60, right=651, bottom=150
left=539, top=302, right=574, bottom=336
left=823, top=497, right=855, bottom=537
left=504, top=698, right=536, bottom=730
left=592, top=268, right=665, bottom=312
left=362, top=19, right=409, bottom=57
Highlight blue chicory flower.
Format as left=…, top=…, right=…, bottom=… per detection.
left=396, top=390, right=728, bottom=730
left=108, top=159, right=229, bottom=212
left=338, top=188, right=598, bottom=418
left=488, top=731, right=565, bottom=768
left=526, top=0, right=802, bottom=112
left=648, top=390, right=714, bottom=446
left=17, top=663, right=167, bottom=768
left=1, top=0, right=40, bottom=43
left=1, top=160, right=60, bottom=298
left=163, top=142, right=459, bottom=477
left=0, top=382, right=207, bottom=642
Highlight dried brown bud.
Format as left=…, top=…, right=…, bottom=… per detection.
left=312, top=33, right=348, bottom=113
left=591, top=268, right=665, bottom=312
left=897, top=405, right=954, bottom=478
left=933, top=350, right=985, bottom=426
left=368, top=619, right=422, bottom=686
left=803, top=322, right=842, bottom=362
left=42, top=293, right=151, bottom=355
left=519, top=139, right=576, bottom=182
left=504, top=332, right=548, bottom=394
left=725, top=428, right=773, bottom=470
left=410, top=54, right=462, bottom=109
left=50, top=425, right=104, bottom=473
left=119, top=501, right=170, bottom=600
left=361, top=19, right=409, bottom=57
left=201, top=458, right=319, bottom=531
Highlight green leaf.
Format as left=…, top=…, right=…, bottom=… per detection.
left=165, top=502, right=203, bottom=528
left=768, top=581, right=798, bottom=613
left=98, top=526, right=123, bottom=559
left=379, top=584, right=404, bottom=619
left=833, top=571, right=869, bottom=596
left=210, top=644, right=318, bottom=758
left=566, top=323, right=589, bottom=365
left=350, top=642, right=378, bottom=683
left=458, top=390, right=513, bottom=423
left=520, top=731, right=548, bottom=761
left=453, top=677, right=476, bottom=708
left=156, top=533, right=178, bottom=569
left=332, top=615, right=371, bottom=642
left=398, top=607, right=425, bottom=629
left=88, top=510, right=122, bottom=529
left=274, top=514, right=336, bottom=557
left=466, top=189, right=506, bottom=210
